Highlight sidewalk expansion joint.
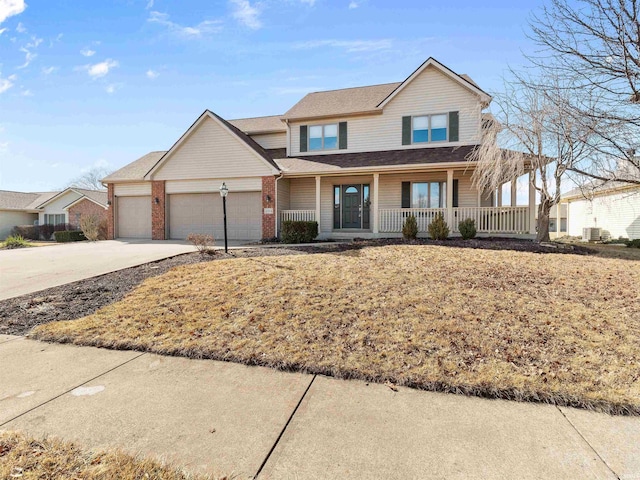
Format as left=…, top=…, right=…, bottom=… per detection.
left=0, top=336, right=24, bottom=346
left=254, top=374, right=317, bottom=479
left=555, top=406, right=620, bottom=480
left=0, top=351, right=147, bottom=428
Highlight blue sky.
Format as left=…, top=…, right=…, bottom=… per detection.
left=0, top=0, right=544, bottom=192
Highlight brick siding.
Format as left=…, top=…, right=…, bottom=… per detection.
left=152, top=180, right=166, bottom=240
left=68, top=199, right=108, bottom=230
left=106, top=184, right=115, bottom=240
left=262, top=176, right=276, bottom=239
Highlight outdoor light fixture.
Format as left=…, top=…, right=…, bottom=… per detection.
left=107, top=200, right=112, bottom=206
left=154, top=197, right=160, bottom=205
left=265, top=194, right=272, bottom=203
left=219, top=182, right=229, bottom=253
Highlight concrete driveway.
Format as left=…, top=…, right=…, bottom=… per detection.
left=0, top=240, right=195, bottom=300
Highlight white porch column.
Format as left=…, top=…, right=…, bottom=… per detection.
left=446, top=169, right=454, bottom=226
left=315, top=176, right=321, bottom=233
left=511, top=178, right=517, bottom=206
left=497, top=184, right=503, bottom=207
left=372, top=173, right=379, bottom=234
left=556, top=202, right=561, bottom=236
left=529, top=171, right=536, bottom=235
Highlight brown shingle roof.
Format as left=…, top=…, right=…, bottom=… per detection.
left=0, top=191, right=58, bottom=211
left=228, top=115, right=286, bottom=134
left=103, top=151, right=167, bottom=182
left=69, top=188, right=108, bottom=207
left=275, top=145, right=477, bottom=173
left=282, top=82, right=401, bottom=121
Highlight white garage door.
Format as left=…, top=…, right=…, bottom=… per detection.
left=168, top=192, right=262, bottom=241
left=117, top=196, right=152, bottom=239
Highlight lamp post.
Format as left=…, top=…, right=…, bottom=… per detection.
left=219, top=182, right=229, bottom=253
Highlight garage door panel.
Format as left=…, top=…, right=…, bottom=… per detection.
left=168, top=192, right=261, bottom=241
left=117, top=196, right=151, bottom=239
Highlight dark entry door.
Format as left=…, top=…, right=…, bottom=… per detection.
left=342, top=185, right=361, bottom=228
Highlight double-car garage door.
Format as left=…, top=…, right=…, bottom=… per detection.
left=168, top=192, right=262, bottom=241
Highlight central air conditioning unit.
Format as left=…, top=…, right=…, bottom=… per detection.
left=582, top=227, right=602, bottom=241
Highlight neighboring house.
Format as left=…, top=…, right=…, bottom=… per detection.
left=0, top=191, right=57, bottom=240
left=0, top=188, right=108, bottom=240
left=562, top=183, right=640, bottom=240
left=103, top=57, right=537, bottom=241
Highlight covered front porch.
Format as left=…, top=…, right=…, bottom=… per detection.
left=277, top=168, right=536, bottom=239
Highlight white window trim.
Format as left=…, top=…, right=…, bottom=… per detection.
left=411, top=181, right=447, bottom=208
left=309, top=123, right=339, bottom=152
left=411, top=113, right=449, bottom=144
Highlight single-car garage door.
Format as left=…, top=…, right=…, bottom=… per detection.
left=117, top=196, right=152, bottom=238
left=168, top=192, right=262, bottom=241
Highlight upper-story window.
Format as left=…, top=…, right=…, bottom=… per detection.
left=412, top=114, right=448, bottom=143
left=309, top=124, right=338, bottom=151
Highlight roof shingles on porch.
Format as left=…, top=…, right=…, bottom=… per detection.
left=272, top=145, right=477, bottom=173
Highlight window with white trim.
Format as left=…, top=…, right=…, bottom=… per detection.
left=412, top=114, right=448, bottom=143
left=309, top=124, right=338, bottom=151
left=44, top=214, right=65, bottom=225
left=412, top=182, right=446, bottom=208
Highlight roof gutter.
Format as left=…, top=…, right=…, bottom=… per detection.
left=277, top=160, right=476, bottom=178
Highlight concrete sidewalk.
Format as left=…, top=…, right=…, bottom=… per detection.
left=1, top=336, right=639, bottom=479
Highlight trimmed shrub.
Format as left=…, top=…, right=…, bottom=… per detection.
left=186, top=233, right=215, bottom=254
left=39, top=223, right=55, bottom=240
left=4, top=234, right=29, bottom=249
left=79, top=214, right=102, bottom=241
left=458, top=218, right=477, bottom=240
left=11, top=225, right=39, bottom=240
left=627, top=239, right=640, bottom=249
left=428, top=213, right=450, bottom=240
left=54, top=230, right=86, bottom=243
left=281, top=221, right=318, bottom=244
left=402, top=214, right=418, bottom=240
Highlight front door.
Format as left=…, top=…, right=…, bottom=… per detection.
left=342, top=185, right=361, bottom=228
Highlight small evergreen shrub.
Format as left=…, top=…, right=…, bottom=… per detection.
left=402, top=214, right=418, bottom=240
left=458, top=218, right=477, bottom=240
left=4, top=234, right=29, bottom=248
left=428, top=213, right=450, bottom=240
left=281, top=221, right=318, bottom=244
left=11, top=225, right=39, bottom=240
left=627, top=239, right=640, bottom=248
left=186, top=233, right=215, bottom=254
left=53, top=230, right=86, bottom=242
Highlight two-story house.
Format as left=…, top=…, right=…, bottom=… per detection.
left=103, top=58, right=536, bottom=241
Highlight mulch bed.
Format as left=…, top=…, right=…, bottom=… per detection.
left=0, top=238, right=591, bottom=336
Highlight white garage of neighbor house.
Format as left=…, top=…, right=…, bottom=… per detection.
left=103, top=111, right=281, bottom=241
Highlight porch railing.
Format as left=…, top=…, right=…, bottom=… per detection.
left=281, top=210, right=316, bottom=222
left=379, top=208, right=446, bottom=233
left=452, top=207, right=529, bottom=233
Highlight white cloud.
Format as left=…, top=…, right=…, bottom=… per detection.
left=295, top=38, right=393, bottom=53
left=0, top=0, right=26, bottom=24
left=229, top=0, right=262, bottom=30
left=145, top=0, right=154, bottom=9
left=105, top=83, right=121, bottom=94
left=0, top=73, right=16, bottom=93
left=80, top=47, right=96, bottom=57
left=15, top=20, right=24, bottom=32
left=21, top=88, right=32, bottom=96
left=0, top=27, right=6, bottom=35
left=0, top=141, right=8, bottom=150
left=148, top=10, right=223, bottom=38
left=300, top=0, right=316, bottom=5
left=81, top=59, right=118, bottom=78
left=146, top=69, right=159, bottom=79
left=348, top=1, right=358, bottom=8
left=41, top=65, right=56, bottom=75
left=17, top=47, right=35, bottom=68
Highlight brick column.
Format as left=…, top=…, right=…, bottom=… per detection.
left=152, top=180, right=166, bottom=240
left=262, top=176, right=276, bottom=240
left=107, top=183, right=115, bottom=240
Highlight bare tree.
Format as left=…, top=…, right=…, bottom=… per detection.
left=469, top=75, right=593, bottom=242
left=67, top=166, right=111, bottom=191
left=528, top=0, right=640, bottom=184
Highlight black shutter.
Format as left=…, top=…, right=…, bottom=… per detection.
left=449, top=111, right=459, bottom=142
left=402, top=116, right=412, bottom=145
left=339, top=122, right=347, bottom=149
left=300, top=125, right=308, bottom=152
left=401, top=182, right=411, bottom=208
left=453, top=179, right=459, bottom=207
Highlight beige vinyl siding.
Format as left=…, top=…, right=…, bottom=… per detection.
left=0, top=211, right=38, bottom=240
left=114, top=183, right=152, bottom=196
left=289, top=177, right=316, bottom=210
left=154, top=117, right=274, bottom=181
left=250, top=132, right=286, bottom=150
left=567, top=189, right=640, bottom=239
left=289, top=66, right=481, bottom=156
left=456, top=171, right=478, bottom=207
left=320, top=175, right=373, bottom=232
left=38, top=191, right=83, bottom=225
left=378, top=171, right=477, bottom=209
left=165, top=178, right=261, bottom=194
left=277, top=178, right=290, bottom=233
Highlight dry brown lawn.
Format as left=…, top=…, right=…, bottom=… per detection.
left=32, top=245, right=640, bottom=415
left=0, top=431, right=222, bottom=479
